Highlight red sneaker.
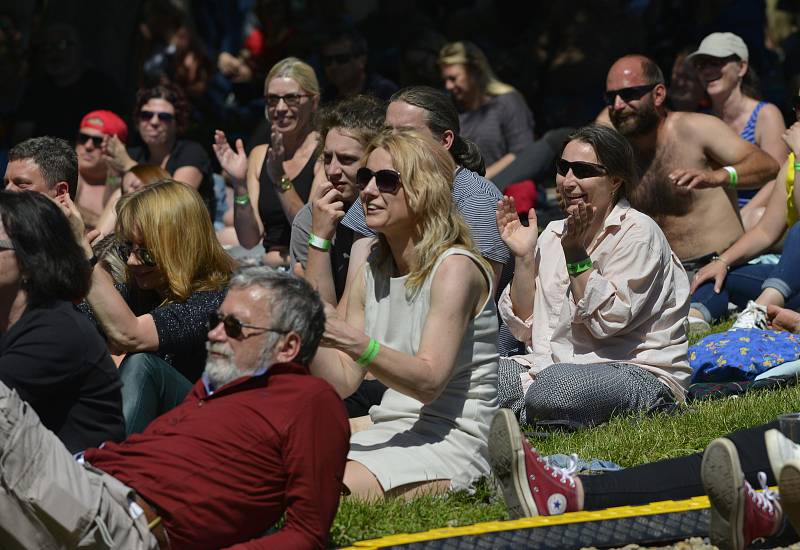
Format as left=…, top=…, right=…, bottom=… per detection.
left=489, top=409, right=580, bottom=519
left=702, top=437, right=782, bottom=550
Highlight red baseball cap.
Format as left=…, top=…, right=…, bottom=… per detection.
left=79, top=110, right=128, bottom=143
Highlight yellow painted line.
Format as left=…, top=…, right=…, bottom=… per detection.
left=341, top=495, right=712, bottom=549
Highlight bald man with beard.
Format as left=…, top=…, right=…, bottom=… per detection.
left=604, top=54, right=778, bottom=274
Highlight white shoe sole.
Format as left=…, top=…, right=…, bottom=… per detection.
left=489, top=409, right=537, bottom=519
left=765, top=428, right=788, bottom=481
left=702, top=438, right=745, bottom=550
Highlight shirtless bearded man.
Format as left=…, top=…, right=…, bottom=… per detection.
left=605, top=55, right=778, bottom=270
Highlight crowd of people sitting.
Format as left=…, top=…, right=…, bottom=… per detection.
left=7, top=8, right=800, bottom=548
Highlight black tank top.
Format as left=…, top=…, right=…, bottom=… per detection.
left=257, top=149, right=316, bottom=250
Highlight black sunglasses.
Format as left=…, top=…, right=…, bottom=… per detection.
left=266, top=93, right=311, bottom=107
left=0, top=239, right=13, bottom=250
left=556, top=159, right=608, bottom=179
left=117, top=242, right=157, bottom=267
left=355, top=168, right=402, bottom=193
left=138, top=110, right=175, bottom=123
left=207, top=311, right=289, bottom=340
left=322, top=53, right=355, bottom=66
left=76, top=132, right=103, bottom=148
left=604, top=83, right=657, bottom=106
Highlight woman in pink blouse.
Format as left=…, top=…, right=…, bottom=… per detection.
left=496, top=124, right=691, bottom=428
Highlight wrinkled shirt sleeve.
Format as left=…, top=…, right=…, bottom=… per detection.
left=498, top=283, right=534, bottom=345
left=568, top=237, right=661, bottom=339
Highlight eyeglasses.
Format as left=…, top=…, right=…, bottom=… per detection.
left=556, top=159, right=608, bottom=179
left=0, top=239, right=13, bottom=250
left=76, top=132, right=103, bottom=148
left=322, top=53, right=355, bottom=66
left=604, top=83, right=657, bottom=106
left=355, top=168, right=402, bottom=193
left=207, top=311, right=289, bottom=340
left=138, top=110, right=175, bottom=123
left=265, top=94, right=311, bottom=107
left=117, top=242, right=157, bottom=267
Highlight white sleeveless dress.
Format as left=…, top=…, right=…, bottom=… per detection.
left=348, top=247, right=499, bottom=491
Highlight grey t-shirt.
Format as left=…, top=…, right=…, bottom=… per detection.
left=459, top=92, right=535, bottom=167
left=290, top=203, right=354, bottom=300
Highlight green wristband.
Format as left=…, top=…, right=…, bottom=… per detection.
left=566, top=257, right=593, bottom=276
left=794, top=162, right=800, bottom=172
left=356, top=338, right=380, bottom=368
left=723, top=166, right=738, bottom=189
left=234, top=194, right=250, bottom=206
left=308, top=233, right=332, bottom=251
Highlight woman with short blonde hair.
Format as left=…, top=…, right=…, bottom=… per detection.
left=73, top=180, right=234, bottom=434
left=311, top=130, right=499, bottom=501
left=214, top=56, right=323, bottom=267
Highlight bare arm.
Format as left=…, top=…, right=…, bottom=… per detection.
left=497, top=197, right=539, bottom=320
left=485, top=153, right=517, bottom=180
left=311, top=255, right=487, bottom=403
left=755, top=103, right=789, bottom=164
left=671, top=113, right=779, bottom=190
left=233, top=144, right=267, bottom=249
left=304, top=183, right=346, bottom=305
left=95, top=188, right=121, bottom=235
left=172, top=165, right=203, bottom=189
left=337, top=235, right=374, bottom=314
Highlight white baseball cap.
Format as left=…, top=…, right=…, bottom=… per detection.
left=687, top=32, right=749, bottom=62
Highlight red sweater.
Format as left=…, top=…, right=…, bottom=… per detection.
left=85, top=362, right=349, bottom=550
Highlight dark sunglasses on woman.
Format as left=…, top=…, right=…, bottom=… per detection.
left=556, top=159, right=608, bottom=179
left=76, top=132, right=104, bottom=148
left=138, top=110, right=175, bottom=123
left=207, top=311, right=288, bottom=340
left=355, top=168, right=402, bottom=193
left=117, top=242, right=157, bottom=267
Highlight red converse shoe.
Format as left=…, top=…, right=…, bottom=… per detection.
left=489, top=409, right=580, bottom=519
left=702, top=437, right=782, bottom=550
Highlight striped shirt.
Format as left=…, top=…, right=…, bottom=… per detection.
left=340, top=166, right=511, bottom=265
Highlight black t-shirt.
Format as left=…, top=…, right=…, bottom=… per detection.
left=79, top=285, right=225, bottom=382
left=0, top=301, right=125, bottom=453
left=128, top=139, right=217, bottom=221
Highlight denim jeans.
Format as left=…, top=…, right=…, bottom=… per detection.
left=691, top=222, right=800, bottom=322
left=119, top=353, right=193, bottom=436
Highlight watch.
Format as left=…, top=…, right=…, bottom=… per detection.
left=278, top=174, right=293, bottom=192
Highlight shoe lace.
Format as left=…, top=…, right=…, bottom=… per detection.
left=544, top=453, right=578, bottom=487
left=748, top=471, right=779, bottom=516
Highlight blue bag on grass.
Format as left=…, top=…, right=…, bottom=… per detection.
left=689, top=328, right=800, bottom=383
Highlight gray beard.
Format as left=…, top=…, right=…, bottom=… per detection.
left=204, top=345, right=269, bottom=389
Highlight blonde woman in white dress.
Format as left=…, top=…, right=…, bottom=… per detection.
left=311, top=130, right=499, bottom=501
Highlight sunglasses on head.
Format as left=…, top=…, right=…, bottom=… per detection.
left=355, top=168, right=402, bottom=193
left=117, top=242, right=157, bottom=267
left=604, top=83, right=657, bottom=106
left=138, top=110, right=175, bottom=123
left=266, top=93, right=311, bottom=108
left=322, top=53, right=355, bottom=66
left=76, top=132, right=103, bottom=148
left=207, top=311, right=289, bottom=340
left=556, top=159, right=608, bottom=179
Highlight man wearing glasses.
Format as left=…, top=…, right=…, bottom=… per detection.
left=604, top=54, right=778, bottom=280
left=0, top=267, right=349, bottom=549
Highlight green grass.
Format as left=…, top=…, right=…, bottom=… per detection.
left=329, top=320, right=798, bottom=547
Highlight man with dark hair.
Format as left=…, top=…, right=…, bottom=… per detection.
left=321, top=27, right=398, bottom=102
left=0, top=267, right=349, bottom=549
left=4, top=136, right=79, bottom=199
left=604, top=55, right=777, bottom=281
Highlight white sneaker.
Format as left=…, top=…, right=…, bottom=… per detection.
left=765, top=428, right=800, bottom=480
left=686, top=315, right=710, bottom=335
left=732, top=300, right=768, bottom=330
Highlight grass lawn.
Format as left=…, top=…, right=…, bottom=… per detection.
left=330, top=323, right=800, bottom=547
